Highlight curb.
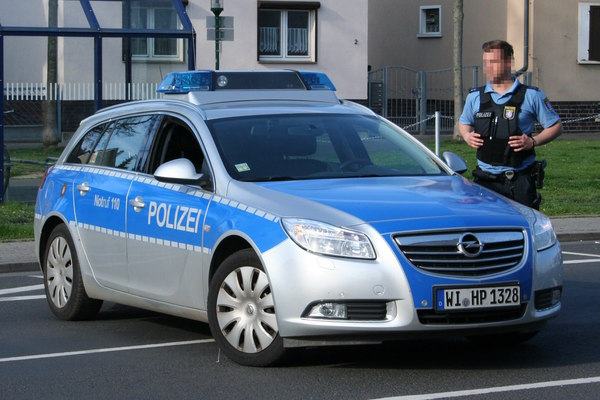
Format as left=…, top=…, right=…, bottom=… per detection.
left=0, top=262, right=40, bottom=274
left=557, top=232, right=600, bottom=243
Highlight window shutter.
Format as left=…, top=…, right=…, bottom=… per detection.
left=590, top=6, right=600, bottom=61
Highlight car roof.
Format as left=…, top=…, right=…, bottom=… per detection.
left=86, top=70, right=376, bottom=123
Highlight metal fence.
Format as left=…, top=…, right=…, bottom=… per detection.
left=4, top=82, right=162, bottom=101
left=368, top=65, right=482, bottom=134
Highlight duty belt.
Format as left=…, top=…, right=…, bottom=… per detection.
left=472, top=166, right=532, bottom=182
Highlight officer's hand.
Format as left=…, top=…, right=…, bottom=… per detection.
left=465, top=131, right=484, bottom=149
left=509, top=134, right=534, bottom=152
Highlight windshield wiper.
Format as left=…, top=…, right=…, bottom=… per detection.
left=246, top=176, right=299, bottom=182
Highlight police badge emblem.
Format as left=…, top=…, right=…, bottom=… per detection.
left=503, top=106, right=516, bottom=120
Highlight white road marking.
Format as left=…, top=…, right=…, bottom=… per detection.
left=0, top=284, right=44, bottom=295
left=0, top=295, right=46, bottom=302
left=564, top=259, right=600, bottom=264
left=562, top=251, right=600, bottom=258
left=374, top=376, right=600, bottom=400
left=0, top=339, right=215, bottom=363
left=562, top=251, right=600, bottom=264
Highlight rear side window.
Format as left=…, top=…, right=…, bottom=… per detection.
left=99, top=116, right=156, bottom=171
left=66, top=115, right=157, bottom=171
left=65, top=123, right=108, bottom=164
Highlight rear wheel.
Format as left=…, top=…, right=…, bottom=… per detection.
left=42, top=224, right=103, bottom=320
left=208, top=249, right=284, bottom=366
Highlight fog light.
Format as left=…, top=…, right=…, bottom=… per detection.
left=308, top=303, right=347, bottom=319
left=534, top=286, right=562, bottom=310
left=551, top=288, right=561, bottom=307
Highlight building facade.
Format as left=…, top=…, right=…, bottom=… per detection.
left=368, top=0, right=600, bottom=133
left=1, top=0, right=368, bottom=137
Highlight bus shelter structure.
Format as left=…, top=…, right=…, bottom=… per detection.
left=0, top=0, right=196, bottom=202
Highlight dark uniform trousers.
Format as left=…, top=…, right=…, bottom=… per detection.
left=473, top=167, right=539, bottom=210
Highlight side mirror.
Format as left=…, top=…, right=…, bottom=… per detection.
left=442, top=152, right=468, bottom=174
left=154, top=158, right=204, bottom=185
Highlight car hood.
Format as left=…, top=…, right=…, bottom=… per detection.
left=227, top=175, right=530, bottom=233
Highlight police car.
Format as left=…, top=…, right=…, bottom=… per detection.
left=34, top=70, right=562, bottom=366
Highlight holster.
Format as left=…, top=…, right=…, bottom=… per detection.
left=472, top=168, right=499, bottom=182
left=531, top=160, right=547, bottom=189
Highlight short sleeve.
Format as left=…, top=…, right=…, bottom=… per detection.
left=459, top=90, right=480, bottom=126
left=527, top=88, right=561, bottom=129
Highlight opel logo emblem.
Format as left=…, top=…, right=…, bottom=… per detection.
left=457, top=233, right=484, bottom=258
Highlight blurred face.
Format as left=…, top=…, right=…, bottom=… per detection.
left=483, top=48, right=513, bottom=84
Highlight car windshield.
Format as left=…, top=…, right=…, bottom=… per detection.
left=207, top=113, right=446, bottom=182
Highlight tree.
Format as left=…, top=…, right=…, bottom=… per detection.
left=42, top=0, right=59, bottom=148
left=453, top=0, right=464, bottom=140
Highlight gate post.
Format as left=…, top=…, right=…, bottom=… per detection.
left=419, top=71, right=427, bottom=135
left=382, top=67, right=388, bottom=118
left=0, top=34, right=4, bottom=203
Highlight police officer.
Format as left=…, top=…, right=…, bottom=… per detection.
left=458, top=40, right=562, bottom=209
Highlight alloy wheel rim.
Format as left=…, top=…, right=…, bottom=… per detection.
left=46, top=236, right=74, bottom=308
left=216, top=266, right=278, bottom=353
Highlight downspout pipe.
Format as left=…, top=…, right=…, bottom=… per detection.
left=515, top=0, right=529, bottom=76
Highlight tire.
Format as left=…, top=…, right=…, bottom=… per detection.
left=42, top=224, right=103, bottom=320
left=467, top=330, right=540, bottom=346
left=208, top=249, right=285, bottom=366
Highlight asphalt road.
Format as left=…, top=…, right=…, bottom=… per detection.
left=1, top=240, right=599, bottom=400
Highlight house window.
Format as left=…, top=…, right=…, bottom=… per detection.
left=130, top=5, right=183, bottom=61
left=258, top=2, right=319, bottom=62
left=578, top=3, right=600, bottom=63
left=418, top=5, right=441, bottom=37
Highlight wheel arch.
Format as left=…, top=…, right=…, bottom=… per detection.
left=208, top=235, right=262, bottom=286
left=38, top=216, right=69, bottom=270
left=208, top=235, right=254, bottom=284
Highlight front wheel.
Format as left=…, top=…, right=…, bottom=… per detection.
left=207, top=249, right=284, bottom=366
left=42, top=224, right=103, bottom=320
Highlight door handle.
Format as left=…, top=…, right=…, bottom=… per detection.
left=129, top=196, right=145, bottom=212
left=76, top=182, right=90, bottom=196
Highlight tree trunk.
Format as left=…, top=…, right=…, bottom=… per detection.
left=42, top=0, right=59, bottom=148
left=452, top=0, right=464, bottom=140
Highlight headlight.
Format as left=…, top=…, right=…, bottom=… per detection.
left=511, top=202, right=558, bottom=252
left=532, top=211, right=557, bottom=251
left=282, top=218, right=376, bottom=259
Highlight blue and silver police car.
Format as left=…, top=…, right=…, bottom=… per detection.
left=34, top=70, right=562, bottom=366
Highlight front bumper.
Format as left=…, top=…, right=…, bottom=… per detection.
left=262, top=236, right=562, bottom=340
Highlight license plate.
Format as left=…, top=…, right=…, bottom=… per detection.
left=435, top=285, right=520, bottom=311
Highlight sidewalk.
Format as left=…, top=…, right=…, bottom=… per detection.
left=1, top=216, right=599, bottom=274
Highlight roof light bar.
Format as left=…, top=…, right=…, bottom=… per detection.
left=157, top=71, right=213, bottom=94
left=297, top=71, right=337, bottom=91
left=156, top=70, right=336, bottom=94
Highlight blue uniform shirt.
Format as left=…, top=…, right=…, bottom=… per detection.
left=459, top=78, right=560, bottom=173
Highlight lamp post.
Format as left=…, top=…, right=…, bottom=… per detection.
left=211, top=0, right=224, bottom=70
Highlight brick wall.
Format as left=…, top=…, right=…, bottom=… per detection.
left=550, top=101, right=600, bottom=133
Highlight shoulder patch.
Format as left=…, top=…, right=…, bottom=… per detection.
left=543, top=97, right=554, bottom=111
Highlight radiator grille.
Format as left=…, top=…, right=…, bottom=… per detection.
left=395, top=230, right=525, bottom=277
